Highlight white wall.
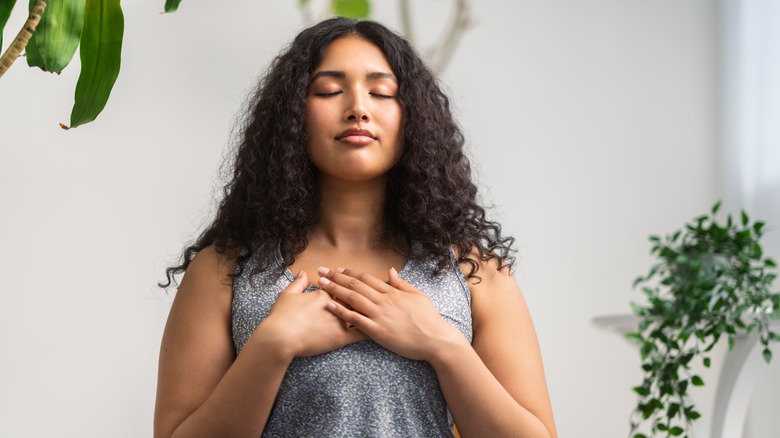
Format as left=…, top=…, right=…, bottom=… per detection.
left=0, top=1, right=724, bottom=437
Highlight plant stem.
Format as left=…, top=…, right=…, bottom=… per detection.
left=399, top=0, right=414, bottom=44
left=297, top=0, right=313, bottom=27
left=425, top=0, right=471, bottom=73
left=0, top=0, right=48, bottom=79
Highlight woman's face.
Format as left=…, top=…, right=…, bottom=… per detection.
left=305, top=36, right=403, bottom=183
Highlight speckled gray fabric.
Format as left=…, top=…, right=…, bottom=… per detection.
left=232, top=240, right=472, bottom=437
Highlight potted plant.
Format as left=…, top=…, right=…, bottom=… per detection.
left=628, top=202, right=780, bottom=437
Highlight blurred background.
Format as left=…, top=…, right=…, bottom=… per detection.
left=1, top=1, right=778, bottom=436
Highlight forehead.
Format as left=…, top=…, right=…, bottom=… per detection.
left=313, top=36, right=394, bottom=77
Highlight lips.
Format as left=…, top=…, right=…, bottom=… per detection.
left=336, top=127, right=376, bottom=145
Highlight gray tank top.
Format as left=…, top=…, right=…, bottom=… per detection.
left=232, top=240, right=473, bottom=437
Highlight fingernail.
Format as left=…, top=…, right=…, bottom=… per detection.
left=317, top=266, right=329, bottom=275
left=335, top=267, right=345, bottom=273
left=296, top=270, right=304, bottom=279
left=318, top=277, right=330, bottom=286
left=390, top=267, right=398, bottom=276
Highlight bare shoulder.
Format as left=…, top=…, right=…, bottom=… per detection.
left=453, top=246, right=557, bottom=437
left=454, top=246, right=522, bottom=322
left=155, top=245, right=240, bottom=437
left=161, top=244, right=239, bottom=350
left=160, top=243, right=240, bottom=363
left=178, top=244, right=240, bottom=295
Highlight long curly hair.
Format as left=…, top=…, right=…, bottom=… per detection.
left=161, top=17, right=514, bottom=288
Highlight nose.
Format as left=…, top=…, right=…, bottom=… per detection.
left=344, top=92, right=369, bottom=122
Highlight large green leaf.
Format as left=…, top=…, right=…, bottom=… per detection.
left=34, top=0, right=84, bottom=72
left=66, top=0, right=123, bottom=129
left=163, top=0, right=181, bottom=13
left=0, top=0, right=17, bottom=51
left=25, top=0, right=45, bottom=69
left=331, top=0, right=370, bottom=19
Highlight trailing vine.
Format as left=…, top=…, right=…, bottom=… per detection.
left=628, top=202, right=780, bottom=437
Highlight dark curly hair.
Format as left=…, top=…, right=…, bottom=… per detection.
left=161, top=17, right=514, bottom=288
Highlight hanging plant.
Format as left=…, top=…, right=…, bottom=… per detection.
left=628, top=201, right=780, bottom=438
left=0, top=0, right=124, bottom=129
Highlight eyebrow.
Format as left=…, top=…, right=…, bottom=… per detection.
left=310, top=70, right=397, bottom=84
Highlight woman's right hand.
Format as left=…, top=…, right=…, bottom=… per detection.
left=252, top=271, right=367, bottom=358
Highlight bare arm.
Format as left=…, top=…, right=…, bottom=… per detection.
left=154, top=247, right=365, bottom=438
left=433, top=261, right=557, bottom=438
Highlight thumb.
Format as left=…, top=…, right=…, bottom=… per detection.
left=388, top=267, right=417, bottom=293
left=285, top=271, right=309, bottom=294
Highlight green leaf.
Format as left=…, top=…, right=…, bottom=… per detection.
left=164, top=0, right=181, bottom=13
left=626, top=332, right=643, bottom=344
left=633, top=434, right=648, bottom=438
left=668, top=402, right=680, bottom=418
left=25, top=0, right=45, bottom=69
left=712, top=200, right=721, bottom=214
left=669, top=426, right=685, bottom=436
left=633, top=386, right=650, bottom=396
left=691, top=375, right=704, bottom=386
left=331, top=0, right=370, bottom=19
left=640, top=402, right=656, bottom=419
left=750, top=242, right=763, bottom=258
left=640, top=341, right=655, bottom=361
left=766, top=259, right=777, bottom=268
left=67, top=0, right=123, bottom=129
left=769, top=332, right=780, bottom=342
left=34, top=0, right=85, bottom=72
left=763, top=348, right=772, bottom=364
left=741, top=211, right=749, bottom=226
left=678, top=379, right=689, bottom=395
left=0, top=0, right=17, bottom=51
left=728, top=336, right=735, bottom=350
left=703, top=357, right=711, bottom=368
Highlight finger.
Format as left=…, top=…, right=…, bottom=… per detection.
left=326, top=300, right=377, bottom=333
left=318, top=274, right=377, bottom=313
left=341, top=269, right=396, bottom=295
left=320, top=268, right=384, bottom=303
left=388, top=267, right=419, bottom=293
left=283, top=271, right=309, bottom=294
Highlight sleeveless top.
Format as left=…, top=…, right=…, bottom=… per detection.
left=232, top=240, right=473, bottom=437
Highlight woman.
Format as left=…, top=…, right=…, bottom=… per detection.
left=155, top=17, right=556, bottom=438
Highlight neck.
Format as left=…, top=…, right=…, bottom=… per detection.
left=312, top=175, right=390, bottom=250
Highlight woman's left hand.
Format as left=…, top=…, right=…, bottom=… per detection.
left=317, top=267, right=463, bottom=361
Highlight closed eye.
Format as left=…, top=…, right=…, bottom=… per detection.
left=314, top=91, right=342, bottom=97
left=370, top=93, right=394, bottom=99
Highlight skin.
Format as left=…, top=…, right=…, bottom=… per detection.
left=154, top=36, right=557, bottom=438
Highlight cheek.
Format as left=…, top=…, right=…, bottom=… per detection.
left=380, top=106, right=403, bottom=138
left=307, top=102, right=343, bottom=135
